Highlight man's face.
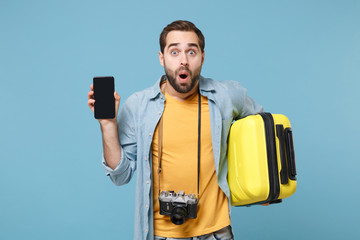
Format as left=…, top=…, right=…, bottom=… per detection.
left=159, top=31, right=205, bottom=94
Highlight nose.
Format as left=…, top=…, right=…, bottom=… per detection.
left=180, top=52, right=189, bottom=66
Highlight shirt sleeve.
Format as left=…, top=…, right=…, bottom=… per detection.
left=230, top=80, right=264, bottom=119
left=240, top=91, right=264, bottom=117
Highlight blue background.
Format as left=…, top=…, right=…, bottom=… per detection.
left=1, top=0, right=359, bottom=239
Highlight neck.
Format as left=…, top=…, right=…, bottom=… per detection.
left=163, top=81, right=199, bottom=101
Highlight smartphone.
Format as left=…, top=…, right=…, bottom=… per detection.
left=93, top=76, right=115, bottom=119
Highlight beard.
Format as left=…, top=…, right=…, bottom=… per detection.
left=164, top=62, right=202, bottom=94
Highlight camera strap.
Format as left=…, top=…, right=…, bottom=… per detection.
left=157, top=86, right=201, bottom=199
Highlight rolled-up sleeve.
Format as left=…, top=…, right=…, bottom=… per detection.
left=223, top=80, right=264, bottom=119
left=241, top=91, right=264, bottom=116
left=102, top=149, right=133, bottom=186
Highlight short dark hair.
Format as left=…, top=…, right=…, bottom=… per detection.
left=159, top=20, right=205, bottom=53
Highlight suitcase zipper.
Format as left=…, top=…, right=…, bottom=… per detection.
left=259, top=113, right=280, bottom=203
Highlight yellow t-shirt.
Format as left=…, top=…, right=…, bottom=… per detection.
left=152, top=92, right=230, bottom=238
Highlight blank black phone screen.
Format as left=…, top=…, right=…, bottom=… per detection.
left=93, top=76, right=115, bottom=119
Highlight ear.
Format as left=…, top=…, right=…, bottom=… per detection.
left=201, top=51, right=205, bottom=65
left=159, top=51, right=164, bottom=67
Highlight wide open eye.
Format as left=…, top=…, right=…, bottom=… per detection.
left=189, top=50, right=195, bottom=55
left=171, top=50, right=178, bottom=55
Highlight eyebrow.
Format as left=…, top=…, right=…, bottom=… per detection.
left=167, top=43, right=200, bottom=49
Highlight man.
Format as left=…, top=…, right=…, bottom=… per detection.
left=87, top=20, right=263, bottom=240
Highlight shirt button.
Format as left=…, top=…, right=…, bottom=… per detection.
left=145, top=157, right=148, bottom=161
left=146, top=180, right=149, bottom=184
left=145, top=229, right=148, bottom=233
left=158, top=112, right=161, bottom=115
left=145, top=204, right=149, bottom=208
left=149, top=133, right=152, bottom=137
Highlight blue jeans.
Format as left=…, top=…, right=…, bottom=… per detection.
left=154, top=225, right=234, bottom=240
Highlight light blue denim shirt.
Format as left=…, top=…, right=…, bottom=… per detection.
left=102, top=75, right=263, bottom=240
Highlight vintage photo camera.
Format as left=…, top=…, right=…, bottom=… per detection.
left=159, top=190, right=198, bottom=225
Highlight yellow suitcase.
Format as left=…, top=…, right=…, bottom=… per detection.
left=227, top=113, right=297, bottom=206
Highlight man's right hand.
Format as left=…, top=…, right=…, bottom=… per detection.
left=87, top=84, right=121, bottom=125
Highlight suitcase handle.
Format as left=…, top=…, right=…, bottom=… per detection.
left=276, top=125, right=289, bottom=184
left=276, top=125, right=297, bottom=183
left=285, top=128, right=297, bottom=180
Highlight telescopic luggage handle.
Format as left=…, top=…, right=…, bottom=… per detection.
left=276, top=124, right=297, bottom=185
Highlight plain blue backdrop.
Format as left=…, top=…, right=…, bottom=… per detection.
left=1, top=0, right=359, bottom=239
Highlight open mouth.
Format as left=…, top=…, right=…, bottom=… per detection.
left=179, top=74, right=188, bottom=79
left=178, top=69, right=189, bottom=82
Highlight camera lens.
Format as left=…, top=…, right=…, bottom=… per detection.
left=170, top=207, right=187, bottom=225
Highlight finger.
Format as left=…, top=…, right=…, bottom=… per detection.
left=114, top=91, right=120, bottom=100
left=114, top=93, right=121, bottom=108
left=88, top=90, right=94, bottom=100
left=90, top=84, right=93, bottom=91
left=88, top=99, right=95, bottom=110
